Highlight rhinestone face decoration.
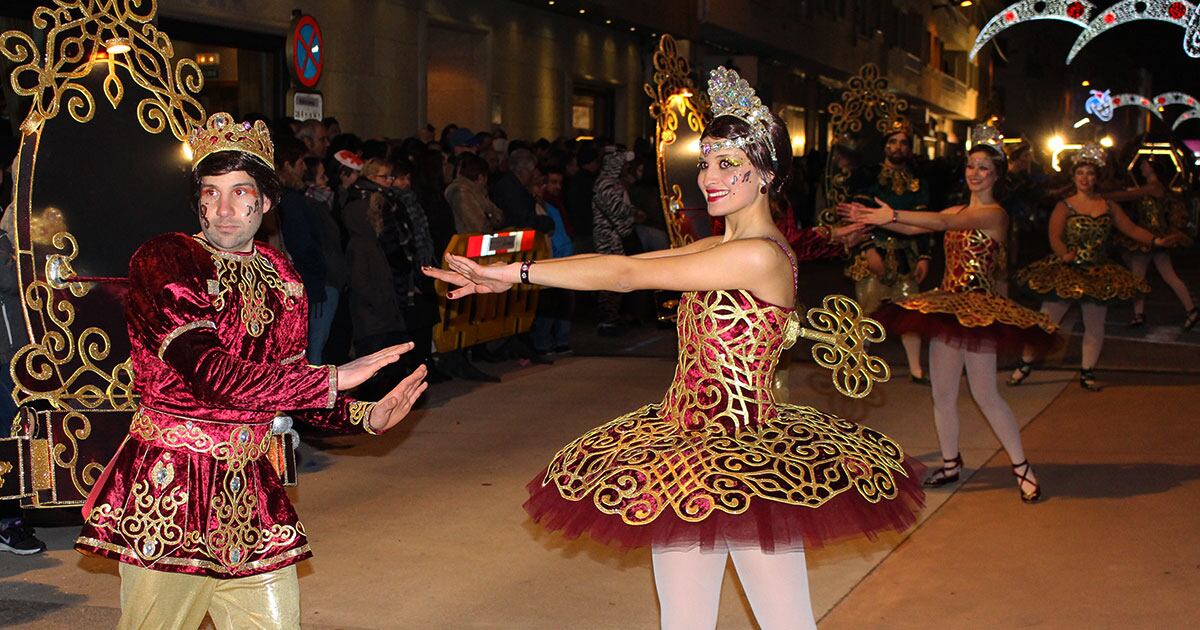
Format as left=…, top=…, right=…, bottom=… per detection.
left=705, top=66, right=778, bottom=168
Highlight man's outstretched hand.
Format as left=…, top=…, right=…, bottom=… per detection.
left=367, top=364, right=428, bottom=433
left=336, top=343, right=413, bottom=391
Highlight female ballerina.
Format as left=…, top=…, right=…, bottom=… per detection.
left=425, top=68, right=925, bottom=630
left=841, top=126, right=1057, bottom=503
left=1009, top=145, right=1183, bottom=391
left=1103, top=157, right=1197, bottom=330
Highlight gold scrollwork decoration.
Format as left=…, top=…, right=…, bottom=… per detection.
left=645, top=35, right=709, bottom=248
left=52, top=411, right=106, bottom=497
left=820, top=64, right=910, bottom=225
left=0, top=0, right=205, bottom=140
left=798, top=295, right=891, bottom=399
left=10, top=230, right=137, bottom=411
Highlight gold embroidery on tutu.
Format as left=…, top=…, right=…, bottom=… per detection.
left=1018, top=216, right=1151, bottom=301
left=543, top=289, right=910, bottom=526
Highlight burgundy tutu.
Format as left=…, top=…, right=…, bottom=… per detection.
left=874, top=299, right=1060, bottom=355
left=524, top=456, right=926, bottom=552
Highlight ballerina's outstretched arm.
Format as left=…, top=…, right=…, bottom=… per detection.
left=423, top=236, right=796, bottom=306
left=840, top=197, right=1007, bottom=239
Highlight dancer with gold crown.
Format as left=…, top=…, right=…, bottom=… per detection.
left=1103, top=157, right=1198, bottom=331
left=426, top=68, right=924, bottom=630
left=1008, top=143, right=1185, bottom=391
left=842, top=125, right=1058, bottom=504
left=75, top=114, right=428, bottom=628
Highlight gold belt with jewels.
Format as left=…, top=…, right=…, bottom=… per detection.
left=129, top=407, right=274, bottom=466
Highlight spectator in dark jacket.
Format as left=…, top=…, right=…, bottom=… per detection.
left=565, top=143, right=600, bottom=251
left=275, top=136, right=329, bottom=320
left=302, top=157, right=349, bottom=364
left=491, top=148, right=554, bottom=233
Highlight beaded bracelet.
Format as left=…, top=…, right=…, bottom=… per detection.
left=519, top=260, right=535, bottom=284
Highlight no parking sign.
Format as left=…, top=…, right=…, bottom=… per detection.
left=288, top=14, right=324, bottom=89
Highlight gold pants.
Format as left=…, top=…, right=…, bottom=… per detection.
left=118, top=563, right=300, bottom=630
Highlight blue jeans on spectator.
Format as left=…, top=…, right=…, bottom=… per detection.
left=307, top=286, right=340, bottom=365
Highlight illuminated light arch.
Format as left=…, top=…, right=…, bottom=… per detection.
left=1172, top=108, right=1200, bottom=129
left=1109, top=93, right=1165, bottom=119
left=970, top=0, right=1096, bottom=60
left=1153, top=91, right=1200, bottom=108
left=1067, top=0, right=1196, bottom=63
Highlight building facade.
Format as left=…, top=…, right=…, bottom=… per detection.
left=148, top=0, right=649, bottom=143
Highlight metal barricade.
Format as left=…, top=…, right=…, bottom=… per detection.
left=431, top=230, right=550, bottom=353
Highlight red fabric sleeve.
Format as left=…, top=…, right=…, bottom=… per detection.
left=160, top=333, right=336, bottom=411
left=291, top=398, right=378, bottom=435
left=790, top=227, right=845, bottom=262
left=128, top=235, right=337, bottom=412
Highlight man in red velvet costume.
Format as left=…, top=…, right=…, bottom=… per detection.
left=75, top=112, right=427, bottom=628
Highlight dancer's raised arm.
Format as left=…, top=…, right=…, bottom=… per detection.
left=425, top=236, right=793, bottom=304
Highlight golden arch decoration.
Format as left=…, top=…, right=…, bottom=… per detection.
left=644, top=34, right=711, bottom=249
left=0, top=0, right=208, bottom=506
left=819, top=64, right=910, bottom=226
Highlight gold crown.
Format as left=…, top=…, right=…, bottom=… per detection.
left=187, top=112, right=274, bottom=170
left=1076, top=142, right=1106, bottom=167
left=969, top=124, right=1005, bottom=160
left=884, top=116, right=913, bottom=138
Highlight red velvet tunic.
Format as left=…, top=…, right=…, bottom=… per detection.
left=76, top=233, right=374, bottom=578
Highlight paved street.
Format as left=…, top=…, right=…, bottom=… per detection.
left=2, top=338, right=1196, bottom=627
left=3, top=251, right=1198, bottom=628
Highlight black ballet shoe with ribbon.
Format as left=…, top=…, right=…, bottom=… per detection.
left=1080, top=369, right=1101, bottom=392
left=923, top=454, right=963, bottom=488
left=1012, top=460, right=1042, bottom=503
left=1007, top=360, right=1033, bottom=386
left=1183, top=308, right=1199, bottom=332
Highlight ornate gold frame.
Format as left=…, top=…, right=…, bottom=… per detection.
left=1, top=0, right=206, bottom=505
left=819, top=64, right=909, bottom=225
left=644, top=35, right=710, bottom=248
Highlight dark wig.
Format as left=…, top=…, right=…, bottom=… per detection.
left=966, top=145, right=1008, bottom=201
left=191, top=151, right=282, bottom=214
left=700, top=112, right=793, bottom=195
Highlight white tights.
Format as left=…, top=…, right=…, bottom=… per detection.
left=901, top=332, right=924, bottom=377
left=1023, top=301, right=1107, bottom=370
left=1129, top=251, right=1195, bottom=315
left=929, top=338, right=1027, bottom=465
left=651, top=545, right=815, bottom=630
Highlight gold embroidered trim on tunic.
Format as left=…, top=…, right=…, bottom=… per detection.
left=157, top=320, right=216, bottom=360
left=129, top=410, right=273, bottom=464
left=349, top=401, right=378, bottom=434
left=193, top=237, right=295, bottom=337
left=280, top=351, right=306, bottom=365
left=76, top=536, right=311, bottom=575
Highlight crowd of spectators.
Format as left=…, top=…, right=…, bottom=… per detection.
left=253, top=116, right=674, bottom=393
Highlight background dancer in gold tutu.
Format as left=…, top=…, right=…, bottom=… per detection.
left=842, top=125, right=1057, bottom=504
left=426, top=67, right=923, bottom=630
left=1010, top=145, right=1185, bottom=391
left=1102, top=157, right=1197, bottom=331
